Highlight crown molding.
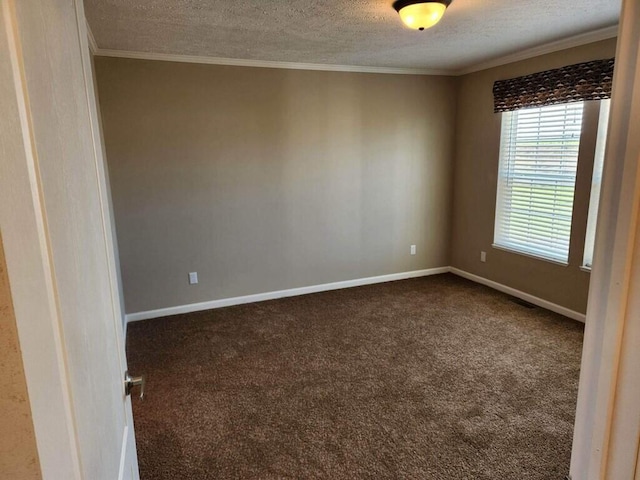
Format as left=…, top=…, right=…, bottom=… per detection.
left=93, top=49, right=451, bottom=76
left=455, top=24, right=619, bottom=75
left=85, top=20, right=98, bottom=54
left=90, top=24, right=618, bottom=77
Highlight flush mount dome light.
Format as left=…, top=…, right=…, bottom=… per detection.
left=393, top=0, right=452, bottom=31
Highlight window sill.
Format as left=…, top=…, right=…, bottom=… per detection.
left=491, top=243, right=569, bottom=267
left=580, top=265, right=592, bottom=273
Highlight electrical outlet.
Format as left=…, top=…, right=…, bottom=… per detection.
left=480, top=251, right=487, bottom=263
left=189, top=272, right=198, bottom=285
left=410, top=245, right=417, bottom=256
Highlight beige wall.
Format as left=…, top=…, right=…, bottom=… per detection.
left=97, top=39, right=616, bottom=317
left=0, top=235, right=41, bottom=479
left=95, top=58, right=458, bottom=314
left=451, top=38, right=618, bottom=314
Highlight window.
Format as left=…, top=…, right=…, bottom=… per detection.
left=494, top=102, right=584, bottom=264
left=583, top=99, right=612, bottom=269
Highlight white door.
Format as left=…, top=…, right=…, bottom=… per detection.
left=0, top=0, right=139, bottom=478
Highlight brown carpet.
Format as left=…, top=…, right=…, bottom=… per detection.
left=126, top=273, right=584, bottom=480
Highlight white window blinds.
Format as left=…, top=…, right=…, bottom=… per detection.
left=494, top=102, right=584, bottom=263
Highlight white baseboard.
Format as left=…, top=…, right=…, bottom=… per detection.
left=449, top=267, right=586, bottom=323
left=124, top=266, right=586, bottom=324
left=125, top=267, right=450, bottom=323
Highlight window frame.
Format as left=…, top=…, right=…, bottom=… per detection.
left=493, top=102, right=586, bottom=265
left=582, top=99, right=612, bottom=271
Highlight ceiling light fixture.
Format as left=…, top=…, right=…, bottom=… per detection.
left=392, top=0, right=452, bottom=31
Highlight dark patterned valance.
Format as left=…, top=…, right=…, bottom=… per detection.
left=493, top=58, right=615, bottom=113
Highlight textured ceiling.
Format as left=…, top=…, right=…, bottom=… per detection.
left=84, top=0, right=620, bottom=72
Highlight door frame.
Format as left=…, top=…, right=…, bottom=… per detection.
left=570, top=0, right=640, bottom=478
left=0, top=0, right=135, bottom=478
left=0, top=0, right=82, bottom=477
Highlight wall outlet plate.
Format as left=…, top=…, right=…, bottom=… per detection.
left=480, top=251, right=487, bottom=263
left=189, top=272, right=198, bottom=285
left=410, top=245, right=417, bottom=255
